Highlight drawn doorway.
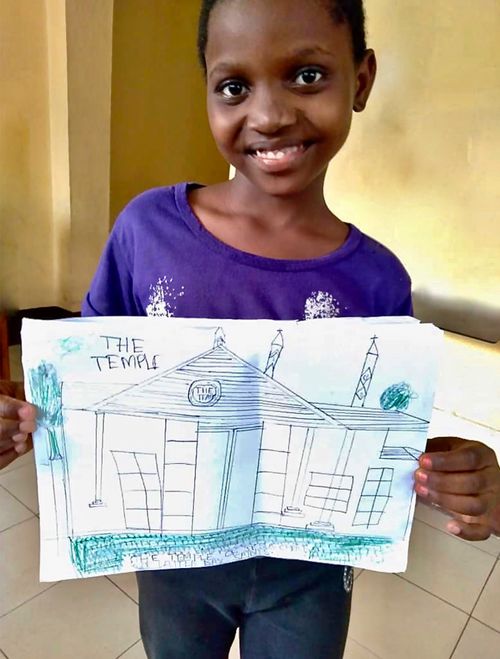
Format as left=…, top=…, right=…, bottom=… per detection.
left=193, top=427, right=261, bottom=531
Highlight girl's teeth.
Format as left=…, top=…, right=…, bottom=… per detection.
left=256, top=146, right=302, bottom=159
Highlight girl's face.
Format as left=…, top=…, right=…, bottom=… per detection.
left=205, top=0, right=376, bottom=197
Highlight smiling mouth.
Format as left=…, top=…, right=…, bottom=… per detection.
left=252, top=144, right=307, bottom=160
left=247, top=143, right=311, bottom=170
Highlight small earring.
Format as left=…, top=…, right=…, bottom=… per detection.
left=353, top=102, right=364, bottom=112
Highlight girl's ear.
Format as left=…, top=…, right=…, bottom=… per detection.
left=353, top=49, right=377, bottom=113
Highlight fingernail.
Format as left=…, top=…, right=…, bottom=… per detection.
left=417, top=485, right=429, bottom=497
left=416, top=470, right=428, bottom=483
left=447, top=522, right=461, bottom=535
left=421, top=457, right=432, bottom=469
left=19, top=422, right=36, bottom=434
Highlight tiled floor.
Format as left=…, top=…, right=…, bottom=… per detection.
left=1, top=343, right=499, bottom=658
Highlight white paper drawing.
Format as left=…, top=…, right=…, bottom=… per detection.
left=21, top=316, right=443, bottom=581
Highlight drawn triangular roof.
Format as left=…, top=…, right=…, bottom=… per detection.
left=88, top=345, right=341, bottom=430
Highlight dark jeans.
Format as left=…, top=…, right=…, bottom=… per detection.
left=137, top=558, right=352, bottom=659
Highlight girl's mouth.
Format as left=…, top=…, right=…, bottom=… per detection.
left=248, top=143, right=310, bottom=172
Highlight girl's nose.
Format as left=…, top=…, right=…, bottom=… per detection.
left=246, top=87, right=296, bottom=134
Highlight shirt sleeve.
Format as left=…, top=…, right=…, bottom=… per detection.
left=81, top=214, right=140, bottom=318
left=393, top=290, right=414, bottom=317
left=387, top=253, right=414, bottom=317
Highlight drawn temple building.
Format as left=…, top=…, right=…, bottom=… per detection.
left=66, top=328, right=429, bottom=540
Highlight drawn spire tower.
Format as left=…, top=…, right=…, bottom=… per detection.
left=213, top=327, right=226, bottom=349
left=264, top=330, right=284, bottom=378
left=351, top=335, right=379, bottom=407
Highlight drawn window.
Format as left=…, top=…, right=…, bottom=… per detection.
left=353, top=468, right=393, bottom=527
left=112, top=451, right=162, bottom=531
left=304, top=472, right=354, bottom=514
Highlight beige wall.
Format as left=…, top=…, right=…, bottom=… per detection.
left=326, top=0, right=500, bottom=315
left=46, top=0, right=71, bottom=307
left=0, top=0, right=54, bottom=310
left=64, top=0, right=114, bottom=308
left=0, top=0, right=113, bottom=312
left=0, top=0, right=227, bottom=312
left=110, top=0, right=227, bottom=223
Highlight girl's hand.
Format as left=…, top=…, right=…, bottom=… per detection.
left=415, top=437, right=500, bottom=540
left=0, top=381, right=37, bottom=470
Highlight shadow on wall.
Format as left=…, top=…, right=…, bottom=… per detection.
left=412, top=291, right=499, bottom=343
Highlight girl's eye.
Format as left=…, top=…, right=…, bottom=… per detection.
left=295, top=69, right=324, bottom=86
left=218, top=81, right=248, bottom=99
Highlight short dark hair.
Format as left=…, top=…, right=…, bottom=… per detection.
left=197, top=0, right=367, bottom=73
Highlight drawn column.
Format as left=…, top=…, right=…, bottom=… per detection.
left=282, top=427, right=315, bottom=517
left=217, top=429, right=237, bottom=529
left=335, top=429, right=357, bottom=476
left=162, top=420, right=199, bottom=532
left=252, top=423, right=291, bottom=525
left=58, top=407, right=74, bottom=550
left=89, top=412, right=106, bottom=507
left=321, top=428, right=356, bottom=528
left=304, top=427, right=356, bottom=530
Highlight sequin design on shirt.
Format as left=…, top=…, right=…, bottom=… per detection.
left=146, top=276, right=185, bottom=317
left=304, top=291, right=341, bottom=319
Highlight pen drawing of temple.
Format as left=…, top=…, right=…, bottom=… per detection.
left=38, top=325, right=431, bottom=575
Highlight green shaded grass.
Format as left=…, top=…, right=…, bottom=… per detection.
left=70, top=524, right=393, bottom=575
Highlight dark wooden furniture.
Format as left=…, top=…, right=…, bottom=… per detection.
left=0, top=307, right=80, bottom=381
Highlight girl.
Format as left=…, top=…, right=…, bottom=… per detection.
left=1, top=1, right=499, bottom=657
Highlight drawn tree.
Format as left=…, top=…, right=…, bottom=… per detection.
left=28, top=361, right=64, bottom=460
left=379, top=382, right=416, bottom=412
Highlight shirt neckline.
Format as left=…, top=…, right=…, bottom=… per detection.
left=174, top=181, right=363, bottom=272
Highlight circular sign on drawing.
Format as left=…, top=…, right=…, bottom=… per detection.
left=188, top=379, right=222, bottom=407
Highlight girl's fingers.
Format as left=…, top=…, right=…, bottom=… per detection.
left=0, top=417, right=25, bottom=440
left=17, top=403, right=37, bottom=422
left=415, top=466, right=499, bottom=496
left=0, top=389, right=35, bottom=468
left=0, top=395, right=27, bottom=419
left=415, top=485, right=493, bottom=517
left=1, top=429, right=31, bottom=455
left=425, top=437, right=462, bottom=453
left=0, top=395, right=37, bottom=423
left=14, top=439, right=29, bottom=454
left=446, top=519, right=493, bottom=541
left=0, top=437, right=15, bottom=453
left=420, top=441, right=497, bottom=473
left=18, top=419, right=37, bottom=434
left=0, top=398, right=37, bottom=461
